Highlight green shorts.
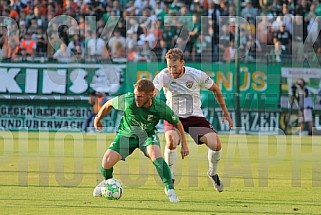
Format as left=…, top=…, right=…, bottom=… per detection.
left=108, top=133, right=160, bottom=160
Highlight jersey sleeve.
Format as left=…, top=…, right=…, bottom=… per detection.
left=111, top=94, right=126, bottom=111
left=153, top=71, right=165, bottom=91
left=199, top=71, right=214, bottom=89
left=163, top=104, right=179, bottom=125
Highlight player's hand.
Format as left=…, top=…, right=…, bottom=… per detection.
left=222, top=113, right=234, bottom=128
left=94, top=117, right=103, bottom=130
left=181, top=143, right=189, bottom=159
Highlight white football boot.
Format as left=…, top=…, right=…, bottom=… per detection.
left=208, top=173, right=223, bottom=192
left=164, top=179, right=175, bottom=195
left=93, top=180, right=106, bottom=197
left=167, top=189, right=180, bottom=202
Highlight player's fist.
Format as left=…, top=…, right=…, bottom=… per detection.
left=222, top=114, right=233, bottom=128
left=94, top=117, right=103, bottom=130
left=181, top=143, right=189, bottom=159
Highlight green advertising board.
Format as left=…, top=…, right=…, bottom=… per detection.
left=0, top=62, right=288, bottom=133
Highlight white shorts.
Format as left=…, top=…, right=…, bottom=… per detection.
left=298, top=109, right=313, bottom=123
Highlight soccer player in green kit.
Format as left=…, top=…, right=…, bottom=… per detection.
left=93, top=79, right=188, bottom=202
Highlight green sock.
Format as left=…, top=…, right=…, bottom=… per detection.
left=153, top=157, right=174, bottom=190
left=100, top=165, right=113, bottom=180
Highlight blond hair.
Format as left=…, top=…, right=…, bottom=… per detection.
left=165, top=48, right=184, bottom=61
left=134, top=79, right=155, bottom=94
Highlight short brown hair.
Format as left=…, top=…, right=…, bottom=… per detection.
left=134, top=79, right=155, bottom=94
left=165, top=48, right=184, bottom=61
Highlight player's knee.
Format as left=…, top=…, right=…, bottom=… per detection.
left=202, top=132, right=221, bottom=151
left=215, top=140, right=222, bottom=151
left=147, top=145, right=161, bottom=161
left=102, top=161, right=113, bottom=169
left=102, top=153, right=117, bottom=169
left=165, top=133, right=178, bottom=150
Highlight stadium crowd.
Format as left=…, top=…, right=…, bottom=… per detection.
left=1, top=0, right=321, bottom=64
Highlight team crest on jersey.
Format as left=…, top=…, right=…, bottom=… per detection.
left=147, top=115, right=154, bottom=121
left=185, top=81, right=193, bottom=89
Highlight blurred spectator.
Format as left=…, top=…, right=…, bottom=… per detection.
left=218, top=24, right=232, bottom=56
left=67, top=34, right=83, bottom=56
left=108, top=29, right=126, bottom=56
left=152, top=39, right=167, bottom=62
left=72, top=44, right=83, bottom=62
left=274, top=24, right=292, bottom=53
left=192, top=34, right=210, bottom=62
left=139, top=26, right=156, bottom=49
left=4, top=38, right=20, bottom=61
left=245, top=36, right=262, bottom=62
left=223, top=40, right=236, bottom=63
left=292, top=16, right=305, bottom=61
left=270, top=0, right=282, bottom=16
left=271, top=16, right=283, bottom=33
left=126, top=29, right=138, bottom=50
left=169, top=0, right=181, bottom=13
left=241, top=0, right=257, bottom=21
left=188, top=13, right=201, bottom=52
left=101, top=44, right=112, bottom=62
left=0, top=27, right=7, bottom=52
left=83, top=91, right=108, bottom=133
left=0, top=0, right=320, bottom=64
left=35, top=28, right=47, bottom=56
left=257, top=16, right=273, bottom=48
left=281, top=5, right=293, bottom=34
left=296, top=0, right=310, bottom=17
left=53, top=43, right=72, bottom=62
left=270, top=40, right=286, bottom=63
left=20, top=33, right=36, bottom=58
left=135, top=0, right=156, bottom=14
left=47, top=32, right=61, bottom=59
left=28, top=17, right=39, bottom=35
left=286, top=0, right=295, bottom=15
left=87, top=31, right=105, bottom=59
left=127, top=47, right=141, bottom=62
left=19, top=20, right=28, bottom=40
left=305, top=4, right=318, bottom=45
left=112, top=41, right=126, bottom=59
left=112, top=1, right=123, bottom=17
left=140, top=41, right=155, bottom=61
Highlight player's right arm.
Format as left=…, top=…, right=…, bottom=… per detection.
left=94, top=94, right=126, bottom=130
left=94, top=99, right=114, bottom=130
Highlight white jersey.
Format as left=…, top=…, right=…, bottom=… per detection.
left=153, top=66, right=214, bottom=118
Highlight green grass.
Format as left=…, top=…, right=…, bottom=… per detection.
left=1, top=132, right=321, bottom=215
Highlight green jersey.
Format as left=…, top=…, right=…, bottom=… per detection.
left=111, top=93, right=179, bottom=137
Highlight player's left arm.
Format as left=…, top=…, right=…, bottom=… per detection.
left=163, top=103, right=189, bottom=158
left=172, top=121, right=189, bottom=159
left=209, top=83, right=234, bottom=128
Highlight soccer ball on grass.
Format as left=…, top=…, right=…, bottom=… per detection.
left=101, top=178, right=123, bottom=200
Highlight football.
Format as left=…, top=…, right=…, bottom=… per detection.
left=101, top=178, right=123, bottom=200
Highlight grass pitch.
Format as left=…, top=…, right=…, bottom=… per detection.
left=0, top=131, right=321, bottom=215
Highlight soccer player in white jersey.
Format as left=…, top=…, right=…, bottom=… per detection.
left=153, top=48, right=233, bottom=192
